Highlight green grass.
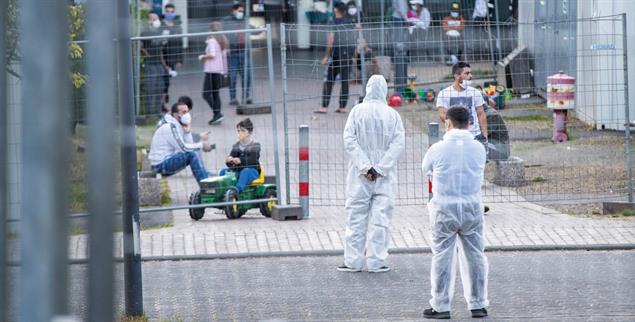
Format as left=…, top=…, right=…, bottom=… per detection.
left=160, top=179, right=171, bottom=206
left=120, top=315, right=149, bottom=322
left=623, top=208, right=635, bottom=216
left=69, top=227, right=84, bottom=236
left=142, top=222, right=174, bottom=231
left=531, top=176, right=545, bottom=183
left=504, top=115, right=551, bottom=122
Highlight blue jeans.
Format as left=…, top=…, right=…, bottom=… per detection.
left=228, top=50, right=252, bottom=101
left=219, top=167, right=260, bottom=192
left=153, top=151, right=209, bottom=182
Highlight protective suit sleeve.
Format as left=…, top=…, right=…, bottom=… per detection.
left=374, top=113, right=405, bottom=177
left=422, top=144, right=436, bottom=176
left=343, top=108, right=373, bottom=175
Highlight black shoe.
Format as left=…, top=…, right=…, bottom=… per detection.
left=208, top=113, right=224, bottom=125
left=471, top=308, right=488, bottom=318
left=423, top=308, right=450, bottom=319
left=245, top=99, right=253, bottom=105
left=229, top=99, right=239, bottom=106
left=336, top=264, right=361, bottom=272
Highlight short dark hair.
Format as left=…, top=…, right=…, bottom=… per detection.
left=164, top=3, right=175, bottom=10
left=237, top=118, right=254, bottom=133
left=334, top=2, right=348, bottom=14
left=177, top=96, right=193, bottom=110
left=232, top=3, right=244, bottom=11
left=170, top=102, right=181, bottom=114
left=446, top=106, right=470, bottom=129
left=452, top=62, right=471, bottom=77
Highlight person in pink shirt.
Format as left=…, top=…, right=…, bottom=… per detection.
left=199, top=21, right=229, bottom=125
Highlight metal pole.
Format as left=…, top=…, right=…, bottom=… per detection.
left=19, top=0, right=70, bottom=320
left=243, top=0, right=251, bottom=104
left=357, top=0, right=367, bottom=100
left=427, top=122, right=439, bottom=201
left=622, top=13, right=633, bottom=203
left=0, top=0, right=7, bottom=319
left=281, top=23, right=291, bottom=205
left=380, top=0, right=385, bottom=56
left=118, top=0, right=144, bottom=316
left=494, top=0, right=502, bottom=62
left=299, top=125, right=310, bottom=218
left=87, top=0, right=117, bottom=320
left=135, top=0, right=141, bottom=115
left=267, top=24, right=283, bottom=205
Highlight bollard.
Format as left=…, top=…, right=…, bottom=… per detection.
left=427, top=122, right=439, bottom=201
left=299, top=125, right=310, bottom=218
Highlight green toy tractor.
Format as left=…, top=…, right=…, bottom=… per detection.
left=188, top=166, right=277, bottom=220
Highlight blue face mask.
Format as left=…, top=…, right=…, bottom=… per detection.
left=164, top=12, right=176, bottom=21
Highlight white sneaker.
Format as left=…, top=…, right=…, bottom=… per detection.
left=337, top=264, right=361, bottom=272
left=368, top=266, right=391, bottom=273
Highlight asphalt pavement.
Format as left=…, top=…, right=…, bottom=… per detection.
left=61, top=250, right=635, bottom=321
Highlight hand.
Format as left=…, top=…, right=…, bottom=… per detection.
left=365, top=167, right=379, bottom=182
left=321, top=56, right=328, bottom=65
left=200, top=131, right=210, bottom=141
left=198, top=54, right=205, bottom=61
left=175, top=62, right=182, bottom=69
left=202, top=143, right=213, bottom=152
left=182, top=124, right=191, bottom=133
left=226, top=156, right=234, bottom=164
left=233, top=157, right=241, bottom=165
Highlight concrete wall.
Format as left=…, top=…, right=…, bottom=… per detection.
left=576, top=0, right=634, bottom=130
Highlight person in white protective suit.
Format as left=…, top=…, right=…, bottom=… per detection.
left=338, top=74, right=405, bottom=273
left=421, top=106, right=489, bottom=319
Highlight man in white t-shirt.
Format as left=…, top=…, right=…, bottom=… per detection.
left=436, top=62, right=488, bottom=144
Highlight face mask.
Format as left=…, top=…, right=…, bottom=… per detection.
left=450, top=11, right=459, bottom=18
left=460, top=79, right=472, bottom=89
left=151, top=19, right=161, bottom=28
left=235, top=12, right=244, bottom=20
left=180, top=112, right=191, bottom=125
left=348, top=7, right=357, bottom=16
left=411, top=5, right=418, bottom=10
left=163, top=12, right=176, bottom=21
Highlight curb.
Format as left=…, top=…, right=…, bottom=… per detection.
left=59, top=243, right=635, bottom=265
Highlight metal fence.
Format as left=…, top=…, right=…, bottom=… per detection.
left=281, top=15, right=632, bottom=206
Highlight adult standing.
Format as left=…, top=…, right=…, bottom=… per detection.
left=222, top=3, right=253, bottom=106
left=140, top=13, right=169, bottom=115
left=314, top=2, right=355, bottom=114
left=339, top=75, right=405, bottom=273
left=160, top=3, right=184, bottom=105
left=199, top=21, right=229, bottom=125
left=421, top=106, right=489, bottom=319
left=441, top=1, right=465, bottom=65
left=391, top=0, right=409, bottom=94
left=436, top=62, right=488, bottom=146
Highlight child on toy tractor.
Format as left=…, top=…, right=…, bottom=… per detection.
left=220, top=118, right=261, bottom=193
left=188, top=118, right=277, bottom=220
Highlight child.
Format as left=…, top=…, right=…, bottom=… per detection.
left=219, top=118, right=261, bottom=192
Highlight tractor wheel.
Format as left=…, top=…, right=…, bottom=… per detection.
left=188, top=191, right=205, bottom=221
left=259, top=187, right=277, bottom=218
left=224, top=188, right=242, bottom=219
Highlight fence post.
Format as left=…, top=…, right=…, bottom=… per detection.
left=299, top=125, right=310, bottom=218
left=19, top=0, right=70, bottom=320
left=87, top=0, right=118, bottom=319
left=622, top=13, right=633, bottom=203
left=0, top=0, right=6, bottom=319
left=266, top=24, right=283, bottom=205
left=118, top=0, right=144, bottom=316
left=427, top=122, right=439, bottom=201
left=281, top=23, right=291, bottom=205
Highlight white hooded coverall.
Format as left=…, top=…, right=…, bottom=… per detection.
left=342, top=75, right=405, bottom=271
left=422, top=128, right=489, bottom=312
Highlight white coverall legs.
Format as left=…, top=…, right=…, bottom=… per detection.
left=344, top=177, right=395, bottom=271
left=428, top=202, right=489, bottom=312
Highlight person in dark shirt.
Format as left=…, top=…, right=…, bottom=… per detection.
left=222, top=4, right=254, bottom=106
left=160, top=3, right=184, bottom=105
left=140, top=13, right=169, bottom=115
left=315, top=2, right=355, bottom=114
left=219, top=118, right=261, bottom=193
